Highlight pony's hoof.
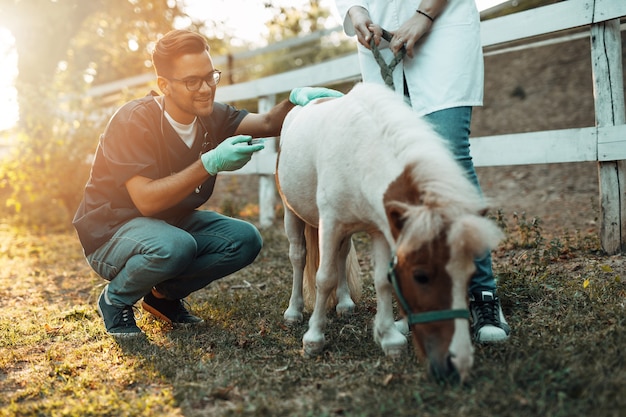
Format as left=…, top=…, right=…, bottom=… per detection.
left=336, top=304, right=355, bottom=317
left=302, top=333, right=325, bottom=357
left=384, top=344, right=407, bottom=359
left=283, top=310, right=303, bottom=325
left=378, top=330, right=408, bottom=359
left=303, top=340, right=325, bottom=357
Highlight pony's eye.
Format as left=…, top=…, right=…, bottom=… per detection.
left=413, top=270, right=429, bottom=285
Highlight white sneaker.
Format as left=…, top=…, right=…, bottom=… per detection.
left=469, top=290, right=511, bottom=343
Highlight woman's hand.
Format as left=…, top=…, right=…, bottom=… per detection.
left=389, top=13, right=433, bottom=58
left=348, top=6, right=376, bottom=49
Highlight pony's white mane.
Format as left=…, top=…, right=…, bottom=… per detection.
left=346, top=83, right=488, bottom=245
left=349, top=83, right=485, bottom=212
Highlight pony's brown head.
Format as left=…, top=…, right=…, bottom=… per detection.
left=385, top=192, right=503, bottom=383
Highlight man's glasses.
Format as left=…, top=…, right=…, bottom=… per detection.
left=167, top=70, right=221, bottom=91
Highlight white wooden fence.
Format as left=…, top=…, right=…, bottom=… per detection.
left=206, top=0, right=625, bottom=255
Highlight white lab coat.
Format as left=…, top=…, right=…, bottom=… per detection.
left=334, top=0, right=484, bottom=116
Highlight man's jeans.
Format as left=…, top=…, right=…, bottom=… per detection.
left=87, top=210, right=263, bottom=307
left=423, top=106, right=496, bottom=293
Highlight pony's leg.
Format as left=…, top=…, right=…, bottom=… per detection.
left=335, top=237, right=356, bottom=316
left=302, top=220, right=340, bottom=356
left=283, top=208, right=306, bottom=324
left=371, top=234, right=407, bottom=358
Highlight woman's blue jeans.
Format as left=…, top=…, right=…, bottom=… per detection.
left=422, top=106, right=496, bottom=293
left=87, top=210, right=263, bottom=307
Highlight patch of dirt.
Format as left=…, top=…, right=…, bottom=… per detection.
left=477, top=161, right=599, bottom=236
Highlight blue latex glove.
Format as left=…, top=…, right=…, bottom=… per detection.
left=201, top=135, right=264, bottom=175
left=289, top=87, right=344, bottom=106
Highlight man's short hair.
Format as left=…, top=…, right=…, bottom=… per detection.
left=152, top=30, right=209, bottom=77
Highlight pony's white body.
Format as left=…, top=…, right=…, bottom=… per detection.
left=277, top=83, right=502, bottom=381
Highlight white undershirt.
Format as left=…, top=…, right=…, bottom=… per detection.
left=154, top=96, right=197, bottom=148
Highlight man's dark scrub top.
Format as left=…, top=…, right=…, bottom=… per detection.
left=73, top=91, right=248, bottom=256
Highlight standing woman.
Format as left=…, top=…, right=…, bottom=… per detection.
left=334, top=0, right=510, bottom=343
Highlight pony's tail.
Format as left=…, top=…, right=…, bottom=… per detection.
left=303, top=224, right=362, bottom=311
left=302, top=223, right=319, bottom=310
left=345, top=243, right=362, bottom=305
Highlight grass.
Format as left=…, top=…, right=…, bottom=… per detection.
left=0, top=208, right=624, bottom=417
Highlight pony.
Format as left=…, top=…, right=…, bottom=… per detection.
left=276, top=82, right=503, bottom=382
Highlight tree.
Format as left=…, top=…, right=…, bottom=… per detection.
left=0, top=0, right=195, bottom=128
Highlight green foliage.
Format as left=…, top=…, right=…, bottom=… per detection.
left=0, top=98, right=104, bottom=231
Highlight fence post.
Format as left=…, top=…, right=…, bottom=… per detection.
left=590, top=18, right=626, bottom=254
left=257, top=94, right=277, bottom=228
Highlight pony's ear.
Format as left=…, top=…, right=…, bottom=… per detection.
left=385, top=201, right=409, bottom=239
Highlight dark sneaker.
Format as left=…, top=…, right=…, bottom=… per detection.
left=97, top=285, right=143, bottom=337
left=142, top=289, right=204, bottom=326
left=469, top=290, right=510, bottom=343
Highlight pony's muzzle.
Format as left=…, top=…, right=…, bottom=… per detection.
left=429, top=357, right=458, bottom=384
left=428, top=352, right=470, bottom=385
